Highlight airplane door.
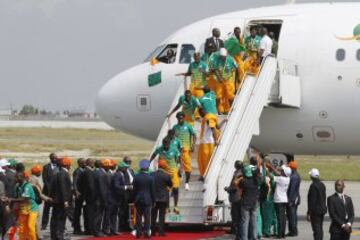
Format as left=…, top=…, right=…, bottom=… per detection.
left=277, top=59, right=301, bottom=108
left=211, top=18, right=246, bottom=40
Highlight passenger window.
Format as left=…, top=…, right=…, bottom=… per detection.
left=179, top=44, right=196, bottom=64
left=336, top=49, right=346, bottom=61
left=357, top=49, right=360, bottom=61
left=156, top=44, right=178, bottom=64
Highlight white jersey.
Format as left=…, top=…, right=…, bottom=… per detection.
left=260, top=35, right=273, bottom=57
left=273, top=176, right=290, bottom=203
left=201, top=122, right=215, bottom=144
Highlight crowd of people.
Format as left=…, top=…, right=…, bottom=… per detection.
left=225, top=153, right=355, bottom=240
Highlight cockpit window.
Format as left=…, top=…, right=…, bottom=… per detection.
left=179, top=44, right=196, bottom=64
left=144, top=44, right=166, bottom=62
left=156, top=44, right=178, bottom=64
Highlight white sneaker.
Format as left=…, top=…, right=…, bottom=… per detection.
left=185, top=183, right=190, bottom=191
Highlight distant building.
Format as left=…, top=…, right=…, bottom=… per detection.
left=0, top=109, right=12, bottom=120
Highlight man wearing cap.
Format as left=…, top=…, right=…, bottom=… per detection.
left=93, top=159, right=111, bottom=237
left=41, top=153, right=58, bottom=230
left=73, top=158, right=86, bottom=235
left=208, top=47, right=238, bottom=114
left=307, top=168, right=327, bottom=240
left=29, top=165, right=52, bottom=240
left=172, top=111, right=196, bottom=191
left=81, top=158, right=96, bottom=235
left=133, top=159, right=155, bottom=239
left=267, top=163, right=292, bottom=239
left=287, top=160, right=301, bottom=237
left=238, top=164, right=259, bottom=240
left=50, top=157, right=72, bottom=240
left=327, top=180, right=354, bottom=240
left=167, top=90, right=201, bottom=126
left=151, top=159, right=173, bottom=237
left=103, top=159, right=118, bottom=236
left=114, top=161, right=132, bottom=233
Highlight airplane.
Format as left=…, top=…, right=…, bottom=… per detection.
left=95, top=2, right=360, bottom=156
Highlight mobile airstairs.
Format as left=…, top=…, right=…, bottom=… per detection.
left=149, top=56, right=299, bottom=225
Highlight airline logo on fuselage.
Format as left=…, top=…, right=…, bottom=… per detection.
left=336, top=24, right=360, bottom=41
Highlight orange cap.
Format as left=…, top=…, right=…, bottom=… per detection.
left=158, top=159, right=168, bottom=170
left=110, top=159, right=117, bottom=167
left=101, top=159, right=112, bottom=167
left=288, top=161, right=298, bottom=170
left=23, top=170, right=31, bottom=180
left=31, top=165, right=42, bottom=175
left=61, top=157, right=72, bottom=167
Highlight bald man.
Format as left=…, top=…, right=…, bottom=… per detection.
left=327, top=180, right=354, bottom=240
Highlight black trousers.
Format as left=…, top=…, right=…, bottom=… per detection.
left=135, top=204, right=151, bottom=236
left=103, top=203, right=118, bottom=234
left=73, top=197, right=84, bottom=232
left=50, top=204, right=67, bottom=240
left=93, top=202, right=106, bottom=235
left=310, top=214, right=324, bottom=240
left=330, top=231, right=351, bottom=240
left=42, top=201, right=52, bottom=229
left=275, top=203, right=287, bottom=238
left=84, top=202, right=95, bottom=234
left=286, top=204, right=298, bottom=235
left=151, top=202, right=167, bottom=235
left=109, top=203, right=119, bottom=234
left=231, top=201, right=241, bottom=236
left=118, top=196, right=130, bottom=232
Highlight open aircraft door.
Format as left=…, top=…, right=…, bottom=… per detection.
left=277, top=59, right=301, bottom=108
left=210, top=18, right=246, bottom=40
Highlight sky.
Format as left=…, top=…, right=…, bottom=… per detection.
left=0, top=0, right=356, bottom=111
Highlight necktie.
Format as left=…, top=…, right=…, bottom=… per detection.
left=215, top=38, right=219, bottom=49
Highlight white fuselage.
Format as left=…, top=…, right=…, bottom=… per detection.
left=96, top=3, right=360, bottom=155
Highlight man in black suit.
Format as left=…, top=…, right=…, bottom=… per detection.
left=118, top=157, right=134, bottom=232
left=307, top=168, right=327, bottom=240
left=41, top=153, right=58, bottom=230
left=327, top=180, right=354, bottom=240
left=73, top=158, right=86, bottom=235
left=114, top=161, right=132, bottom=233
left=93, top=159, right=111, bottom=237
left=205, top=28, right=224, bottom=56
left=151, top=160, right=172, bottom=236
left=287, top=159, right=301, bottom=237
left=133, top=159, right=155, bottom=239
left=81, top=158, right=96, bottom=235
left=50, top=157, right=73, bottom=240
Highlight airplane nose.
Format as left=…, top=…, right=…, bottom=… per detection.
left=95, top=72, right=125, bottom=130
left=95, top=63, right=153, bottom=135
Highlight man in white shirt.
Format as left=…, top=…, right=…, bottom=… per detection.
left=268, top=164, right=291, bottom=239
left=259, top=27, right=273, bottom=63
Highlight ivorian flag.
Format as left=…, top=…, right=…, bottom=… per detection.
left=148, top=71, right=161, bottom=87
left=224, top=37, right=246, bottom=57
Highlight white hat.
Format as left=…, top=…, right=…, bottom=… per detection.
left=282, top=165, right=292, bottom=177
left=0, top=159, right=10, bottom=168
left=219, top=48, right=227, bottom=56
left=309, top=168, right=320, bottom=178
